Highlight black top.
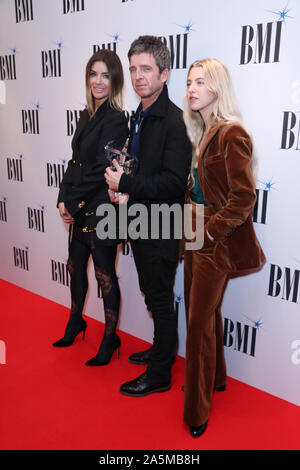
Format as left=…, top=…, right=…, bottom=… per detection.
left=119, top=85, right=192, bottom=257
left=57, top=99, right=129, bottom=245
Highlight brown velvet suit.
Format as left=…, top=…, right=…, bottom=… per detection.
left=183, top=122, right=266, bottom=427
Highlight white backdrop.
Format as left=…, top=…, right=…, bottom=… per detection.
left=1, top=0, right=300, bottom=407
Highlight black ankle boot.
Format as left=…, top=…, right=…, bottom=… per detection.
left=190, top=421, right=208, bottom=437
left=52, top=316, right=87, bottom=347
left=128, top=346, right=153, bottom=365
left=85, top=333, right=121, bottom=366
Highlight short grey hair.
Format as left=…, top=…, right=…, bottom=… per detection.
left=128, top=35, right=171, bottom=73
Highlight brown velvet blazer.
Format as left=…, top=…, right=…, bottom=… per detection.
left=197, top=122, right=266, bottom=273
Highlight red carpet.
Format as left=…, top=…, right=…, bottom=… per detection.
left=0, top=278, right=299, bottom=450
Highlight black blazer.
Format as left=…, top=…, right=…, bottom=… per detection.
left=119, top=85, right=192, bottom=255
left=119, top=86, right=192, bottom=204
left=58, top=99, right=129, bottom=217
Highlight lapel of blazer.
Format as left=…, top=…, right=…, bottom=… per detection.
left=198, top=123, right=221, bottom=162
left=81, top=100, right=109, bottom=141
left=72, top=109, right=89, bottom=150
left=73, top=100, right=109, bottom=150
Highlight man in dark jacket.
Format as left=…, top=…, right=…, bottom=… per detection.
left=105, top=36, right=192, bottom=396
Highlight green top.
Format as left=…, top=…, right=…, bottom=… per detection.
left=190, top=168, right=208, bottom=206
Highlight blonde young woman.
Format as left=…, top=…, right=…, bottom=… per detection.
left=53, top=50, right=128, bottom=365
left=183, top=59, right=265, bottom=437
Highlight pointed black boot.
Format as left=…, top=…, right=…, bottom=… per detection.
left=85, top=333, right=121, bottom=366
left=52, top=316, right=87, bottom=347
left=190, top=421, right=208, bottom=438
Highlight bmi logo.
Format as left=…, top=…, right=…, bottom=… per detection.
left=253, top=189, right=268, bottom=224
left=0, top=49, right=16, bottom=80
left=240, top=21, right=282, bottom=64
left=47, top=159, right=66, bottom=188
left=223, top=316, right=259, bottom=357
left=13, top=246, right=29, bottom=271
left=268, top=263, right=300, bottom=303
left=281, top=111, right=300, bottom=150
left=7, top=154, right=23, bottom=181
left=22, top=105, right=40, bottom=134
left=93, top=34, right=118, bottom=54
left=27, top=205, right=45, bottom=232
left=51, top=259, right=70, bottom=286
left=42, top=42, right=62, bottom=78
left=0, top=197, right=7, bottom=222
left=159, top=25, right=190, bottom=69
left=63, top=0, right=85, bottom=14
left=253, top=178, right=276, bottom=224
left=15, top=0, right=33, bottom=22
left=239, top=6, right=294, bottom=65
left=67, top=109, right=83, bottom=136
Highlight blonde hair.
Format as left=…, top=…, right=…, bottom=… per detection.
left=183, top=58, right=244, bottom=187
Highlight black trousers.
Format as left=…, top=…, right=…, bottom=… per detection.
left=67, top=234, right=120, bottom=336
left=130, top=239, right=179, bottom=381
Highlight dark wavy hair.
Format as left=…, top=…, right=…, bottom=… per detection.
left=85, top=49, right=124, bottom=115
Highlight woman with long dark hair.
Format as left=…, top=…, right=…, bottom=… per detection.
left=52, top=50, right=128, bottom=366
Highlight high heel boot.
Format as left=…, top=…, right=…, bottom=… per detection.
left=52, top=315, right=87, bottom=347
left=85, top=333, right=121, bottom=366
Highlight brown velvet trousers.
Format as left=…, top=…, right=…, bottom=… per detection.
left=183, top=207, right=228, bottom=427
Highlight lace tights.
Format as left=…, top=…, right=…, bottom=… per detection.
left=67, top=236, right=120, bottom=336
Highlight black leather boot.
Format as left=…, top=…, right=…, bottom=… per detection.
left=85, top=333, right=121, bottom=366
left=119, top=371, right=171, bottom=397
left=128, top=346, right=153, bottom=365
left=52, top=315, right=87, bottom=347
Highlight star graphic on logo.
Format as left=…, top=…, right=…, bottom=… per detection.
left=177, top=20, right=196, bottom=34
left=107, top=33, right=120, bottom=42
left=9, top=47, right=17, bottom=55
left=55, top=40, right=64, bottom=49
left=267, top=3, right=293, bottom=23
left=244, top=315, right=264, bottom=330
left=175, top=293, right=184, bottom=304
left=60, top=158, right=68, bottom=166
left=34, top=102, right=41, bottom=110
left=40, top=204, right=46, bottom=211
left=258, top=177, right=278, bottom=192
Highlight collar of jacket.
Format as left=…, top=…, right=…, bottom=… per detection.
left=73, top=98, right=110, bottom=145
left=135, top=84, right=169, bottom=120
left=91, top=98, right=110, bottom=119
left=198, top=121, right=226, bottom=161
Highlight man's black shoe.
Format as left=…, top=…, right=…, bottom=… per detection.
left=128, top=347, right=153, bottom=365
left=119, top=371, right=171, bottom=397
